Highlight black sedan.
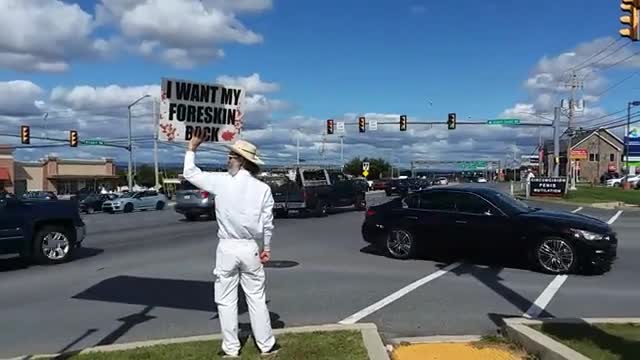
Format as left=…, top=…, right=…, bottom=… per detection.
left=362, top=186, right=617, bottom=274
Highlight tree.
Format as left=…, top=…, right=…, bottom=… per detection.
left=343, top=156, right=391, bottom=180
left=134, top=164, right=156, bottom=188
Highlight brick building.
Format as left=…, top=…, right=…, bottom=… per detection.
left=542, top=128, right=624, bottom=183
left=0, top=145, right=118, bottom=196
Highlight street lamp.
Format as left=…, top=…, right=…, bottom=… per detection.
left=127, top=94, right=151, bottom=190
left=625, top=101, right=640, bottom=190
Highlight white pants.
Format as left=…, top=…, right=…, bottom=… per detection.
left=214, top=239, right=275, bottom=355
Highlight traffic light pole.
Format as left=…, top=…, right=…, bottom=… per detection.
left=553, top=107, right=561, bottom=177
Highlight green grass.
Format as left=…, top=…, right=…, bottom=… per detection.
left=564, top=185, right=640, bottom=205
left=66, top=331, right=369, bottom=360
left=532, top=322, right=640, bottom=360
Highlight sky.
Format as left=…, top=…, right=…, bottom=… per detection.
left=1, top=0, right=639, bottom=170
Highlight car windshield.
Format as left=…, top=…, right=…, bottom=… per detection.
left=119, top=192, right=135, bottom=198
left=489, top=191, right=533, bottom=214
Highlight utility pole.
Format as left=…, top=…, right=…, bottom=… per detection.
left=153, top=98, right=159, bottom=189
left=296, top=128, right=300, bottom=166
left=340, top=135, right=344, bottom=165
left=553, top=106, right=561, bottom=177
left=564, top=71, right=583, bottom=190
left=42, top=112, right=48, bottom=138
left=127, top=94, right=150, bottom=190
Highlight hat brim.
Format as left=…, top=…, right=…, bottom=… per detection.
left=224, top=143, right=265, bottom=165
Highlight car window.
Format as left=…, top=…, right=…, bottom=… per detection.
left=450, top=192, right=495, bottom=215
left=418, top=191, right=455, bottom=211
left=402, top=194, right=420, bottom=209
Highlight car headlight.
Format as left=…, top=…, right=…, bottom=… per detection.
left=571, top=228, right=605, bottom=241
left=112, top=202, right=121, bottom=206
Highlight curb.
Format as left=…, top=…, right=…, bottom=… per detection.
left=4, top=323, right=390, bottom=360
left=515, top=195, right=640, bottom=210
left=503, top=317, right=640, bottom=360
left=388, top=335, right=482, bottom=345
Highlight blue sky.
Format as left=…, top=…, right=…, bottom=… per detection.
left=0, top=0, right=637, bottom=166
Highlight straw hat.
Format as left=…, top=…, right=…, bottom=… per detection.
left=225, top=139, right=264, bottom=165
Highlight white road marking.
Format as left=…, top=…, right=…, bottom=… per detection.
left=338, top=262, right=462, bottom=324
left=523, top=274, right=568, bottom=318
left=571, top=207, right=583, bottom=213
left=524, top=209, right=623, bottom=319
left=607, top=210, right=623, bottom=224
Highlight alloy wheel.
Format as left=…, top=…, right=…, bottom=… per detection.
left=537, top=239, right=575, bottom=273
left=387, top=229, right=413, bottom=258
left=42, top=232, right=70, bottom=261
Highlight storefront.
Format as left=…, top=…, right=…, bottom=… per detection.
left=0, top=145, right=118, bottom=196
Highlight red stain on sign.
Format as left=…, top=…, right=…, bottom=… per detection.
left=221, top=131, right=236, bottom=141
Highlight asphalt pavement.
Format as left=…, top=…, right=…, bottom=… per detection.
left=0, top=187, right=638, bottom=358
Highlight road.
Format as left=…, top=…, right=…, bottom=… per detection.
left=0, top=188, right=638, bottom=358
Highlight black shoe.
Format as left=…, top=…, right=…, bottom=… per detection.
left=260, top=342, right=281, bottom=357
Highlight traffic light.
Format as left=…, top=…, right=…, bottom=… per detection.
left=447, top=113, right=457, bottom=130
left=69, top=130, right=78, bottom=147
left=327, top=119, right=334, bottom=135
left=620, top=0, right=640, bottom=41
left=399, top=115, right=407, bottom=131
left=358, top=116, right=366, bottom=133
left=20, top=125, right=30, bottom=144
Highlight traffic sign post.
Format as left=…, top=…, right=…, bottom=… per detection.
left=362, top=162, right=370, bottom=177
left=487, top=119, right=521, bottom=125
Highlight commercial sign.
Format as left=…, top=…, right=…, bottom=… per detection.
left=625, top=127, right=640, bottom=157
left=570, top=148, right=588, bottom=160
left=529, top=177, right=567, bottom=197
left=158, top=78, right=245, bottom=143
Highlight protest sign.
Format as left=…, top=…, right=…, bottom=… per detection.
left=158, top=78, right=245, bottom=143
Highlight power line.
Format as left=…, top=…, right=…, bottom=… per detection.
left=573, top=41, right=631, bottom=72
left=569, top=38, right=625, bottom=73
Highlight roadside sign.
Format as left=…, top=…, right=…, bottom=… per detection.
left=362, top=170, right=369, bottom=177
left=336, top=121, right=345, bottom=133
left=530, top=177, right=567, bottom=197
left=82, top=139, right=105, bottom=146
left=362, top=162, right=370, bottom=171
left=570, top=148, right=588, bottom=160
left=487, top=118, right=520, bottom=125
left=369, top=120, right=378, bottom=131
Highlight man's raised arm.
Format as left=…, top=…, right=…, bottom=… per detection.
left=183, top=148, right=225, bottom=195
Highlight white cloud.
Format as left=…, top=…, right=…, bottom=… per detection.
left=0, top=80, right=44, bottom=116
left=216, top=73, right=280, bottom=94
left=99, top=0, right=265, bottom=68
left=0, top=0, right=117, bottom=72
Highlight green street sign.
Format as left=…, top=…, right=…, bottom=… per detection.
left=82, top=139, right=105, bottom=146
left=459, top=161, right=487, bottom=169
left=487, top=118, right=520, bottom=125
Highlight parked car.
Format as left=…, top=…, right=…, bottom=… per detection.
left=79, top=193, right=118, bottom=214
left=385, top=178, right=427, bottom=196
left=477, top=177, right=488, bottom=183
left=606, top=174, right=640, bottom=187
left=362, top=186, right=617, bottom=274
left=371, top=179, right=388, bottom=191
left=174, top=179, right=215, bottom=221
left=263, top=168, right=367, bottom=217
left=0, top=196, right=86, bottom=264
left=102, top=190, right=167, bottom=213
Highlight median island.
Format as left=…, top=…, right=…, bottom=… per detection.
left=564, top=185, right=640, bottom=206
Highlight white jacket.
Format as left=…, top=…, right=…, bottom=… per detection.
left=183, top=151, right=274, bottom=250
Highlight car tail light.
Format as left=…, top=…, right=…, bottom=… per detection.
left=366, top=208, right=376, bottom=217
left=200, top=190, right=209, bottom=198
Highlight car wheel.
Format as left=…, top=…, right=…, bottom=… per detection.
left=385, top=228, right=416, bottom=260
left=533, top=237, right=577, bottom=274
left=155, top=201, right=165, bottom=210
left=124, top=203, right=134, bottom=213
left=354, top=195, right=367, bottom=211
left=33, top=225, right=74, bottom=265
left=314, top=201, right=328, bottom=217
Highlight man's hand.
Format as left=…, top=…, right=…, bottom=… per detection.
left=188, top=131, right=206, bottom=152
left=259, top=250, right=270, bottom=264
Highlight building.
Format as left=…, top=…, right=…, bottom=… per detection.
left=0, top=145, right=119, bottom=196
left=542, top=128, right=624, bottom=183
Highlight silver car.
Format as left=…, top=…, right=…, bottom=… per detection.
left=174, top=180, right=215, bottom=221
left=102, top=190, right=167, bottom=213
